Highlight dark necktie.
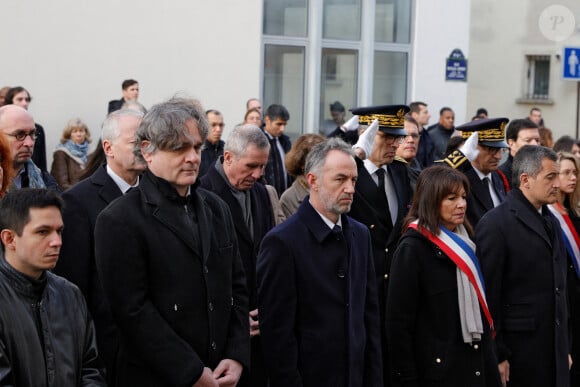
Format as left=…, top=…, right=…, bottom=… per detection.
left=481, top=177, right=494, bottom=209
left=331, top=224, right=343, bottom=241
left=375, top=168, right=393, bottom=226
left=21, top=166, right=30, bottom=188
left=270, top=138, right=285, bottom=195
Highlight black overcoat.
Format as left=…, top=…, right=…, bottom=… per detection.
left=95, top=171, right=249, bottom=386
left=475, top=189, right=569, bottom=387
left=386, top=228, right=501, bottom=387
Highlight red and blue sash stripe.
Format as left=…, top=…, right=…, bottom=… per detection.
left=549, top=203, right=580, bottom=279
left=408, top=222, right=495, bottom=336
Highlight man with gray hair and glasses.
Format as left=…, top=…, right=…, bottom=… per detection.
left=95, top=98, right=249, bottom=387
left=0, top=105, right=59, bottom=191
left=201, top=124, right=274, bottom=387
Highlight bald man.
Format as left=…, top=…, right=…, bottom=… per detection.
left=0, top=105, right=59, bottom=191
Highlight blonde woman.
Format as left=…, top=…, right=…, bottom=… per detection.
left=50, top=118, right=92, bottom=189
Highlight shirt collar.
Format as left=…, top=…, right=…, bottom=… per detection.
left=106, top=165, right=139, bottom=194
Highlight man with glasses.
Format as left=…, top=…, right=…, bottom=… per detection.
left=0, top=105, right=59, bottom=191
left=348, top=104, right=413, bottom=384
left=442, top=117, right=510, bottom=228
left=395, top=114, right=422, bottom=191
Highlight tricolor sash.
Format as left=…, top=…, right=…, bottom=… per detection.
left=549, top=203, right=580, bottom=279
left=408, top=222, right=495, bottom=335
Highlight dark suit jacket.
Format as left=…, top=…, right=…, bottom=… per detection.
left=476, top=189, right=569, bottom=387
left=263, top=132, right=292, bottom=196
left=465, top=168, right=507, bottom=228
left=200, top=163, right=274, bottom=309
left=387, top=228, right=501, bottom=387
left=95, top=170, right=249, bottom=387
left=257, top=199, right=383, bottom=386
left=499, top=155, right=514, bottom=189
left=199, top=140, right=225, bottom=178
left=107, top=98, right=125, bottom=114
left=53, top=164, right=123, bottom=385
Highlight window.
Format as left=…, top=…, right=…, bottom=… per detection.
left=263, top=45, right=305, bottom=139
left=262, top=0, right=413, bottom=138
left=525, top=55, right=550, bottom=100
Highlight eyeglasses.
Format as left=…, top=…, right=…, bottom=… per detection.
left=405, top=133, right=420, bottom=141
left=480, top=145, right=507, bottom=154
left=6, top=130, right=37, bottom=141
left=384, top=134, right=405, bottom=145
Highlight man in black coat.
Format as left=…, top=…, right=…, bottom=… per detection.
left=262, top=104, right=292, bottom=196
left=107, top=79, right=139, bottom=114
left=200, top=124, right=274, bottom=386
left=95, top=98, right=249, bottom=387
left=199, top=109, right=225, bottom=177
left=347, top=104, right=413, bottom=384
left=499, top=118, right=540, bottom=189
left=257, top=138, right=383, bottom=386
left=442, top=117, right=510, bottom=228
left=476, top=145, right=570, bottom=387
left=53, top=109, right=145, bottom=385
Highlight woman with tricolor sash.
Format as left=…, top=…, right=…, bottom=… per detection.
left=386, top=166, right=501, bottom=386
left=550, top=151, right=580, bottom=385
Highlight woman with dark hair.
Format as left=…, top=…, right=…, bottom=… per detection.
left=4, top=86, right=47, bottom=171
left=50, top=118, right=92, bottom=189
left=278, top=134, right=325, bottom=217
left=549, top=152, right=580, bottom=385
left=0, top=132, right=13, bottom=197
left=386, top=165, right=501, bottom=386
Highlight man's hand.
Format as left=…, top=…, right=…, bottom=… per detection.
left=498, top=360, right=510, bottom=387
left=213, top=359, right=243, bottom=387
left=249, top=309, right=260, bottom=337
left=193, top=367, right=219, bottom=387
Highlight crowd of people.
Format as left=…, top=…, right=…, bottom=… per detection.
left=1, top=79, right=580, bottom=387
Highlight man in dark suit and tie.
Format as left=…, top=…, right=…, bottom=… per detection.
left=476, top=145, right=570, bottom=387
left=262, top=104, right=292, bottom=196
left=442, top=117, right=510, bottom=228
left=257, top=138, right=383, bottom=386
left=200, top=124, right=275, bottom=386
left=347, top=104, right=413, bottom=384
left=53, top=108, right=145, bottom=386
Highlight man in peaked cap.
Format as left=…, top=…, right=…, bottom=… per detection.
left=442, top=117, right=510, bottom=228
left=348, top=104, right=413, bottom=384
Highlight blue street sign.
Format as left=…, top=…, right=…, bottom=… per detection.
left=563, top=47, right=580, bottom=80
left=446, top=49, right=468, bottom=82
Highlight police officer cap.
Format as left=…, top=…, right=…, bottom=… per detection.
left=457, top=117, right=510, bottom=148
left=350, top=104, right=409, bottom=137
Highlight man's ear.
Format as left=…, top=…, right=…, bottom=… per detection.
left=0, top=229, right=16, bottom=251
left=223, top=150, right=233, bottom=166
left=141, top=140, right=152, bottom=163
left=519, top=173, right=529, bottom=189
left=306, top=172, right=316, bottom=191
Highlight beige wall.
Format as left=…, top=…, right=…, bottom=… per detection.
left=1, top=0, right=262, bottom=168
left=467, top=0, right=580, bottom=138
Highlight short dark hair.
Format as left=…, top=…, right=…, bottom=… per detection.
left=329, top=101, right=345, bottom=112
left=122, top=79, right=138, bottom=90
left=403, top=165, right=472, bottom=236
left=5, top=86, right=31, bottom=105
left=409, top=101, right=427, bottom=114
left=265, top=104, right=290, bottom=121
left=530, top=107, right=541, bottom=114
left=0, top=188, right=64, bottom=238
left=476, top=108, right=488, bottom=116
left=505, top=119, right=538, bottom=141
left=512, top=145, right=557, bottom=189
left=205, top=109, right=222, bottom=116
left=439, top=107, right=453, bottom=116
left=553, top=135, right=576, bottom=153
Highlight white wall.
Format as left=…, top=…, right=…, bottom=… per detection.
left=1, top=0, right=262, bottom=168
left=411, top=0, right=471, bottom=126
left=467, top=0, right=580, bottom=139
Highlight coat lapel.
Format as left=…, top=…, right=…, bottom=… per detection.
left=92, top=165, right=124, bottom=204
left=510, top=192, right=552, bottom=247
